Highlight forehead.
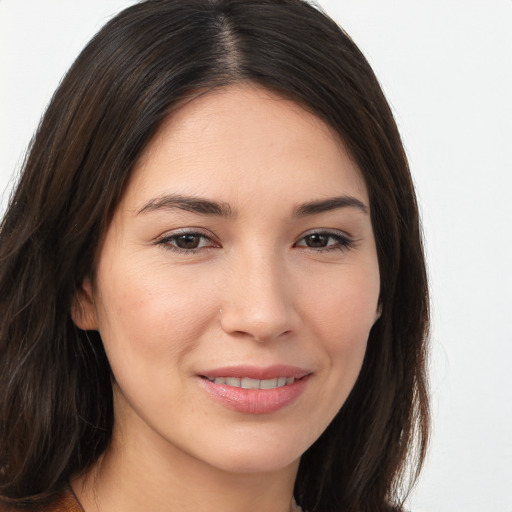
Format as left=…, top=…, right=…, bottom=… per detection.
left=125, top=85, right=369, bottom=211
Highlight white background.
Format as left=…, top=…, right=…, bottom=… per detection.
left=1, top=1, right=511, bottom=511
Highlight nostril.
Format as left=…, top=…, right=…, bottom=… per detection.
left=219, top=299, right=299, bottom=343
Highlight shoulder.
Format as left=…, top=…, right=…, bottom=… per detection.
left=0, top=489, right=83, bottom=512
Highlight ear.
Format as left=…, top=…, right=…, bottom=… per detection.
left=71, top=277, right=99, bottom=331
left=374, top=301, right=383, bottom=323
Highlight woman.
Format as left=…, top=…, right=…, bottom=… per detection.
left=0, top=1, right=429, bottom=511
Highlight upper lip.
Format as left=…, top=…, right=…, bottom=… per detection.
left=199, top=364, right=312, bottom=380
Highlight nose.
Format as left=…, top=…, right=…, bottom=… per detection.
left=219, top=250, right=300, bottom=343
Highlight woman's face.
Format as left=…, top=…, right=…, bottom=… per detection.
left=75, top=85, right=380, bottom=475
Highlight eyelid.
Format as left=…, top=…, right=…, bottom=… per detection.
left=154, top=228, right=220, bottom=252
left=293, top=229, right=356, bottom=251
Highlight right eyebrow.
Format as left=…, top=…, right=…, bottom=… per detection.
left=292, top=195, right=369, bottom=217
left=137, top=194, right=236, bottom=218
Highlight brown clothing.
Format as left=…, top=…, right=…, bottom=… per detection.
left=0, top=489, right=83, bottom=512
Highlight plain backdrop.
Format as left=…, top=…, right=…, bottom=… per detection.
left=1, top=1, right=511, bottom=511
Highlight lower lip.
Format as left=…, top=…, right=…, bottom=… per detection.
left=199, top=376, right=310, bottom=414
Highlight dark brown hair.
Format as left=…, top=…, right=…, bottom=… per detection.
left=0, top=1, right=429, bottom=511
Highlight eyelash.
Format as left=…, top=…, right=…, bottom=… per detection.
left=155, top=230, right=355, bottom=254
left=156, top=230, right=218, bottom=254
left=293, top=231, right=355, bottom=253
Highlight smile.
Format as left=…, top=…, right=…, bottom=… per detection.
left=199, top=367, right=312, bottom=414
left=205, top=376, right=296, bottom=389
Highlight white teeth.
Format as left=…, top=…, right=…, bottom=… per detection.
left=225, top=377, right=241, bottom=387
left=210, top=376, right=296, bottom=389
left=241, top=377, right=260, bottom=389
left=259, top=378, right=278, bottom=389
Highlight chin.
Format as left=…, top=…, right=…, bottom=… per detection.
left=189, top=426, right=311, bottom=475
left=209, top=449, right=300, bottom=475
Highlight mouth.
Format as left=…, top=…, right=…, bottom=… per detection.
left=203, top=376, right=300, bottom=389
left=198, top=365, right=312, bottom=414
left=198, top=364, right=312, bottom=388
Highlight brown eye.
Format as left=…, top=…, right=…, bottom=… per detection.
left=304, top=234, right=330, bottom=248
left=174, top=234, right=202, bottom=249
left=157, top=231, right=217, bottom=253
left=294, top=231, right=354, bottom=252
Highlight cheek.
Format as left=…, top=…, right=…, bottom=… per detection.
left=302, top=264, right=379, bottom=375
left=303, top=261, right=379, bottom=334
left=93, top=262, right=220, bottom=375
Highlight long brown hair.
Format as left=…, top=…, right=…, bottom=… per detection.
left=0, top=1, right=429, bottom=511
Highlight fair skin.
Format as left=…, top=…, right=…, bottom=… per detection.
left=72, top=85, right=381, bottom=512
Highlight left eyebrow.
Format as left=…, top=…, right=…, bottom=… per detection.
left=137, top=194, right=236, bottom=217
left=292, top=196, right=369, bottom=217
